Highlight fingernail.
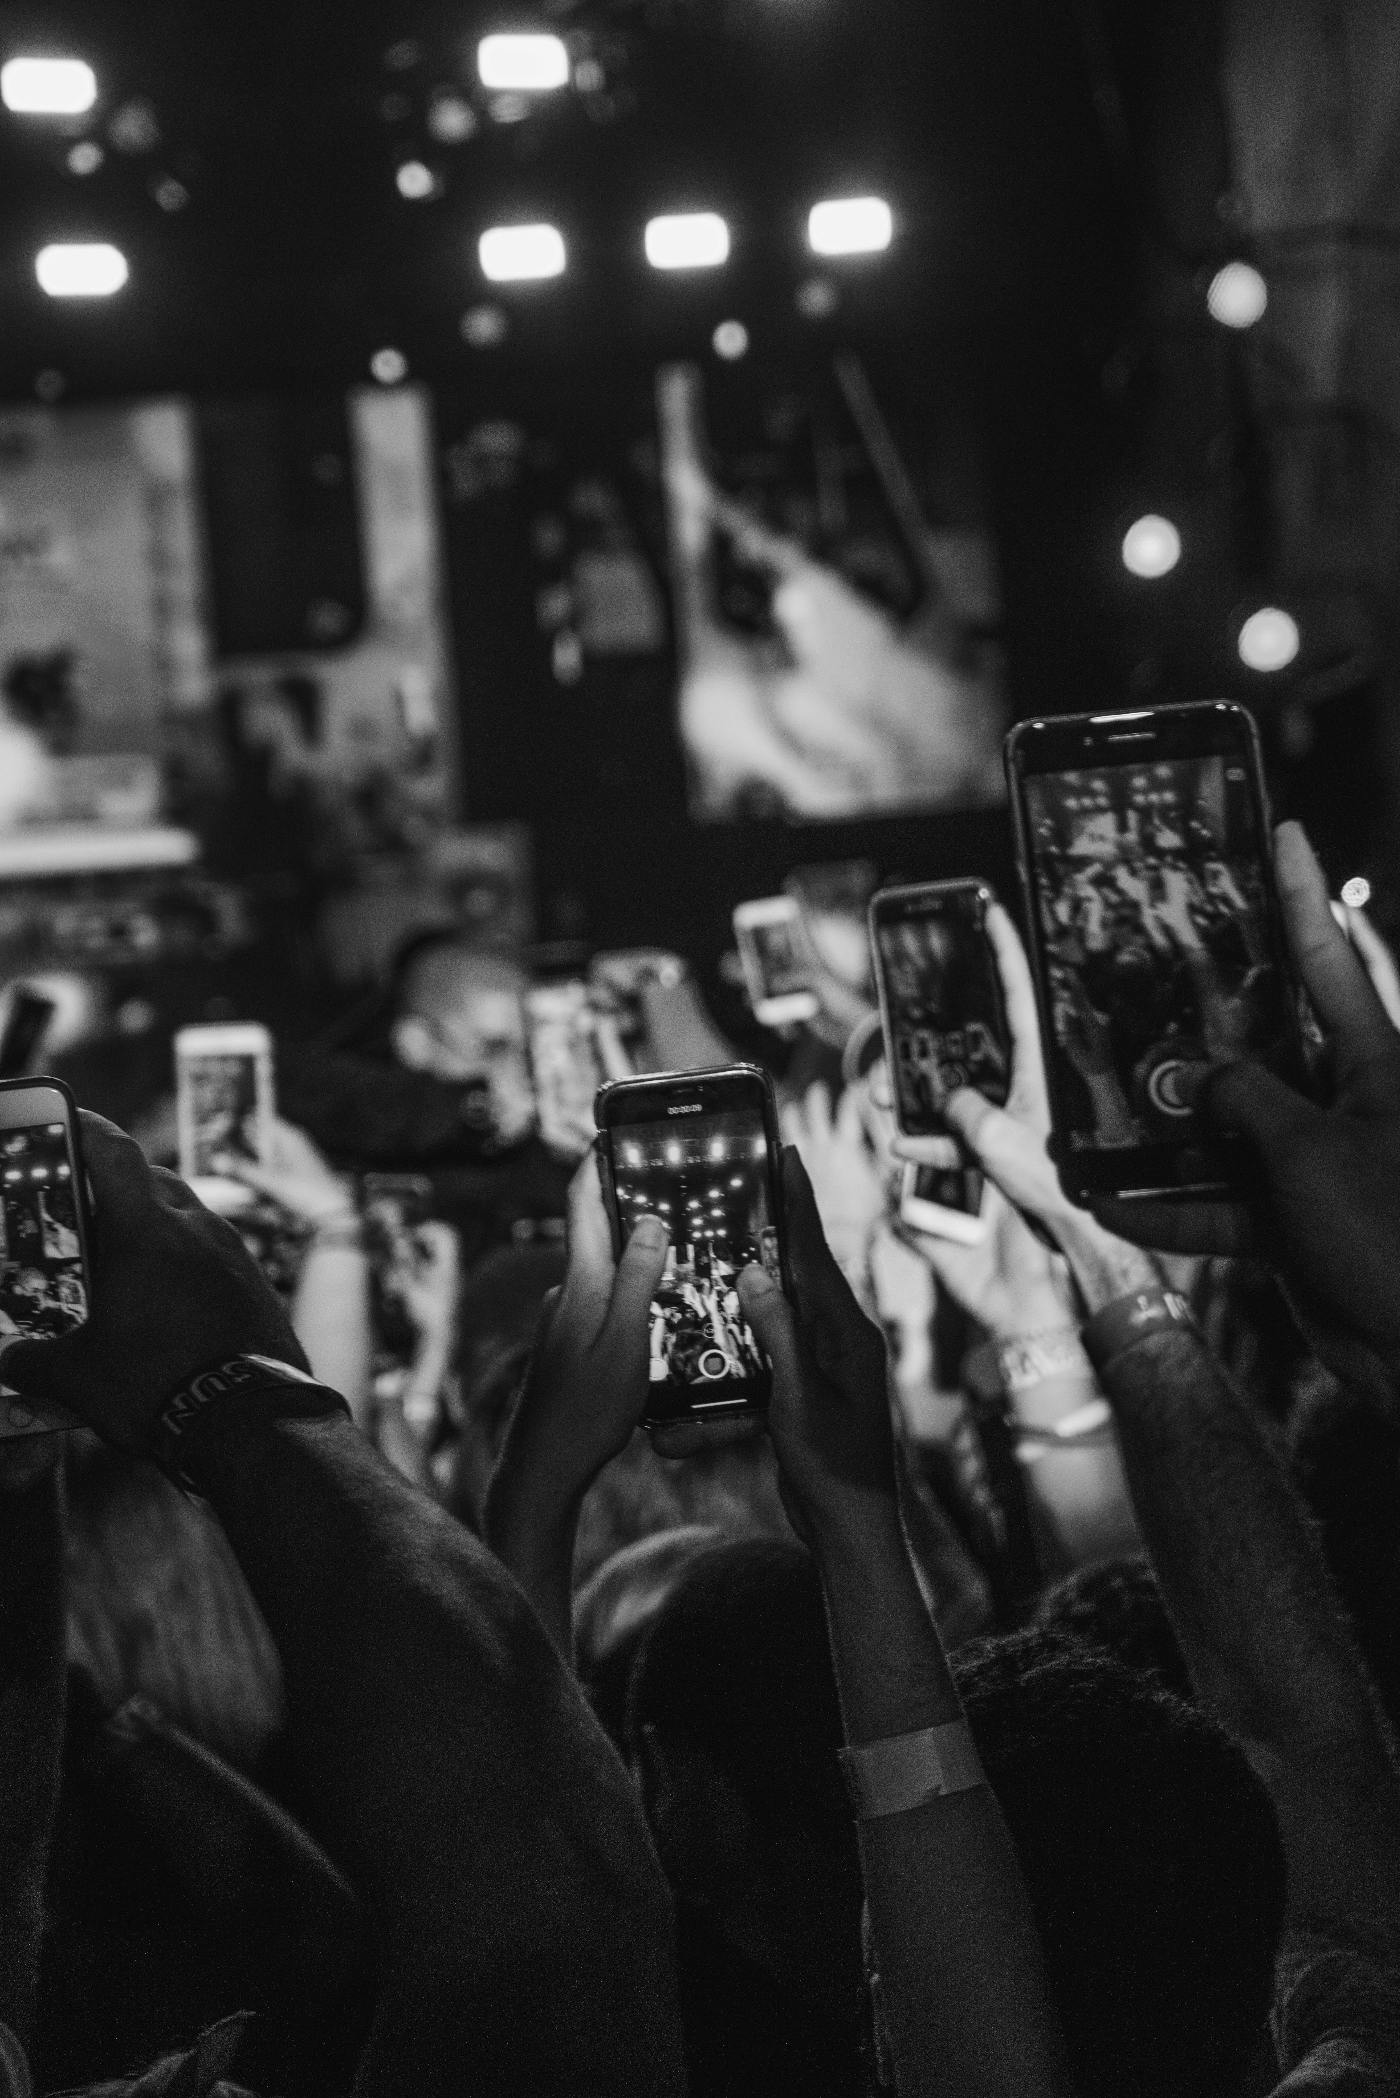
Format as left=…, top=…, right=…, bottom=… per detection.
left=633, top=1213, right=667, bottom=1247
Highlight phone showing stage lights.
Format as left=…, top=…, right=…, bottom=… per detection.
left=1007, top=700, right=1308, bottom=1204
left=0, top=1075, right=91, bottom=1434
left=595, top=1063, right=787, bottom=1431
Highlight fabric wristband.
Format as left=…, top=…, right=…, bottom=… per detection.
left=1081, top=1288, right=1198, bottom=1378
left=838, top=1719, right=986, bottom=1820
left=996, top=1324, right=1093, bottom=1397
left=149, top=1354, right=350, bottom=1495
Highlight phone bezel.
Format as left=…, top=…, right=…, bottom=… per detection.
left=898, top=1159, right=990, bottom=1245
left=594, top=1062, right=787, bottom=1427
left=0, top=1074, right=94, bottom=1329
left=1005, top=700, right=1304, bottom=1203
left=868, top=877, right=1009, bottom=1147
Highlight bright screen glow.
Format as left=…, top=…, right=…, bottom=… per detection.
left=479, top=223, right=566, bottom=282
left=35, top=243, right=128, bottom=296
left=2, top=56, right=96, bottom=113
left=645, top=212, right=730, bottom=271
left=807, top=196, right=893, bottom=257
left=477, top=34, right=569, bottom=91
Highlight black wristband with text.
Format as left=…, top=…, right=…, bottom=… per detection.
left=149, top=1354, right=350, bottom=1496
left=1081, top=1288, right=1198, bottom=1378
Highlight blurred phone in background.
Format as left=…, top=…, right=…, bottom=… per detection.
left=783, top=859, right=879, bottom=998
left=526, top=981, right=609, bottom=1156
left=0, top=1074, right=90, bottom=1434
left=0, top=988, right=58, bottom=1080
left=175, top=1022, right=274, bottom=1213
left=732, top=897, right=819, bottom=1027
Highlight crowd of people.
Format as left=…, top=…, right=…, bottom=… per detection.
left=0, top=815, right=1399, bottom=2095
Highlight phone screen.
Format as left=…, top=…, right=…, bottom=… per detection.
left=1021, top=753, right=1292, bottom=1157
left=0, top=1118, right=87, bottom=1342
left=874, top=888, right=1010, bottom=1139
left=526, top=983, right=604, bottom=1156
left=736, top=907, right=816, bottom=1014
left=180, top=1051, right=267, bottom=1179
left=604, top=1103, right=780, bottom=1418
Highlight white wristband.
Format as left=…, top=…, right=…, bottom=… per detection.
left=838, top=1718, right=985, bottom=1819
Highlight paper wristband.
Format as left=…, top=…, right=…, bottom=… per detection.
left=1081, top=1289, right=1198, bottom=1377
left=838, top=1719, right=986, bottom=1820
left=149, top=1354, right=350, bottom=1494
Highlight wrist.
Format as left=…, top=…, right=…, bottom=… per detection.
left=1053, top=1214, right=1159, bottom=1314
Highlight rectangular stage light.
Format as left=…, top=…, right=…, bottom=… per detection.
left=2, top=57, right=97, bottom=113
left=36, top=242, right=128, bottom=295
left=477, top=35, right=569, bottom=91
left=645, top=212, right=730, bottom=271
left=479, top=223, right=566, bottom=282
left=807, top=196, right=893, bottom=257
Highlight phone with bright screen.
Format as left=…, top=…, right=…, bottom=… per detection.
left=0, top=1076, right=91, bottom=1428
left=175, top=1022, right=274, bottom=1212
left=525, top=982, right=606, bottom=1157
left=732, top=899, right=819, bottom=1027
left=1006, top=701, right=1307, bottom=1203
left=595, top=1064, right=786, bottom=1429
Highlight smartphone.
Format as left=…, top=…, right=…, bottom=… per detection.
left=870, top=880, right=1010, bottom=1136
left=0, top=989, right=58, bottom=1080
left=595, top=1063, right=787, bottom=1429
left=175, top=1022, right=274, bottom=1212
left=1005, top=700, right=1307, bottom=1203
left=900, top=1158, right=988, bottom=1245
left=732, top=897, right=820, bottom=1027
left=525, top=981, right=606, bottom=1156
left=0, top=1076, right=90, bottom=1431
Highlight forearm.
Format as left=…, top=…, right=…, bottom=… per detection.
left=813, top=1503, right=1074, bottom=2098
left=482, top=1447, right=578, bottom=1656
left=0, top=1463, right=66, bottom=2042
left=293, top=1244, right=374, bottom=1427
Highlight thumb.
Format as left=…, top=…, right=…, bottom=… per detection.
left=1206, top=1061, right=1319, bottom=1151
left=594, top=1214, right=670, bottom=1358
left=737, top=1265, right=803, bottom=1391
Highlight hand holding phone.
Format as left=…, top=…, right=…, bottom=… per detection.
left=732, top=898, right=820, bottom=1028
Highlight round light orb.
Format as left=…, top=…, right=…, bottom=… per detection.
left=1121, top=513, right=1181, bottom=579
left=712, top=319, right=749, bottom=361
left=370, top=347, right=408, bottom=385
left=396, top=159, right=437, bottom=200
left=795, top=275, right=838, bottom=320
left=66, top=139, right=103, bottom=175
left=461, top=303, right=509, bottom=347
left=1207, top=260, right=1267, bottom=329
left=1341, top=876, right=1372, bottom=910
left=1238, top=605, right=1299, bottom=672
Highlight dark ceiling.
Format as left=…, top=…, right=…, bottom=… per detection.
left=0, top=0, right=1132, bottom=399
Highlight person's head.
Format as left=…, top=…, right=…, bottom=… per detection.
left=1291, top=1382, right=1400, bottom=1729
left=626, top=1540, right=860, bottom=1971
left=391, top=934, right=528, bottom=1077
left=954, top=1629, right=1284, bottom=2098
left=1033, top=1554, right=1194, bottom=1703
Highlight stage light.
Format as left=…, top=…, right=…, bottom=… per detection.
left=1341, top=876, right=1372, bottom=910
left=2, top=57, right=96, bottom=114
left=795, top=274, right=838, bottom=320
left=807, top=195, right=892, bottom=257
left=1207, top=260, right=1267, bottom=329
left=645, top=212, right=729, bottom=271
left=1121, top=514, right=1181, bottom=579
left=712, top=318, right=748, bottom=360
left=35, top=242, right=126, bottom=296
left=66, top=140, right=102, bottom=175
left=370, top=347, right=407, bottom=383
left=427, top=92, right=476, bottom=143
left=708, top=1135, right=726, bottom=1159
left=477, top=34, right=569, bottom=91
left=479, top=222, right=566, bottom=281
left=665, top=1140, right=682, bottom=1165
left=1237, top=606, right=1299, bottom=671
left=396, top=159, right=437, bottom=200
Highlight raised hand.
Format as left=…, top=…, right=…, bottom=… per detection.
left=0, top=1115, right=305, bottom=1452
left=214, top=1117, right=354, bottom=1229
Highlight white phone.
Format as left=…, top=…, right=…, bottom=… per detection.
left=524, top=982, right=604, bottom=1158
left=732, top=897, right=820, bottom=1028
left=175, top=1022, right=274, bottom=1213
left=899, top=1155, right=989, bottom=1245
